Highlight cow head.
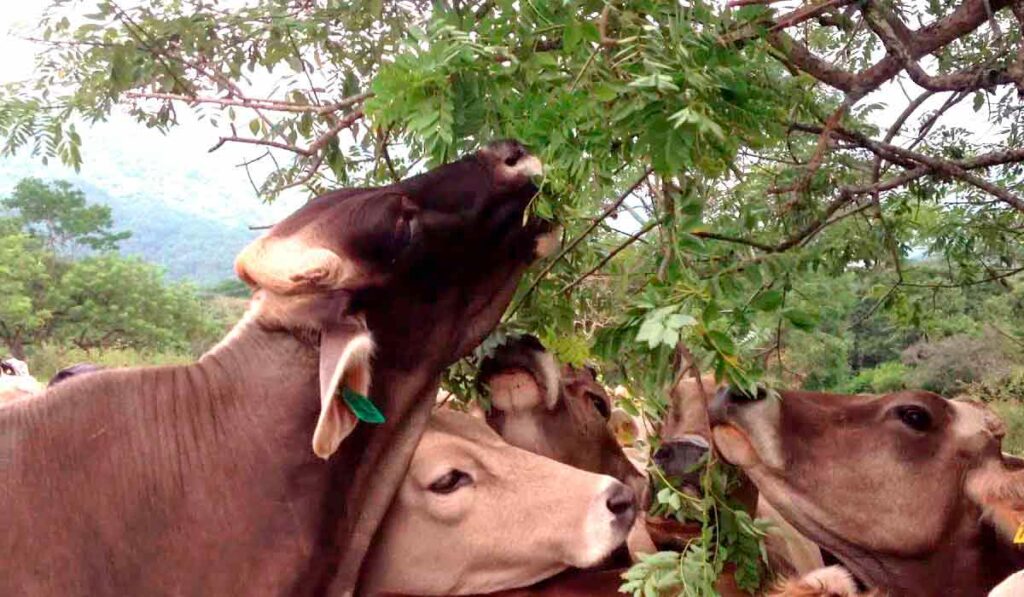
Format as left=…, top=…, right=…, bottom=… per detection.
left=234, top=140, right=554, bottom=458
left=708, top=386, right=1024, bottom=594
left=363, top=409, right=636, bottom=595
left=478, top=335, right=647, bottom=502
left=654, top=374, right=718, bottom=494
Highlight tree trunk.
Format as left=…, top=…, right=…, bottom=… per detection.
left=7, top=332, right=26, bottom=360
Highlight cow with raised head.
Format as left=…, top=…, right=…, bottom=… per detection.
left=709, top=386, right=1024, bottom=596
left=364, top=408, right=636, bottom=595
left=1, top=140, right=556, bottom=595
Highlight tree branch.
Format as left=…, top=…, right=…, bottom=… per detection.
left=796, top=124, right=1024, bottom=212
left=208, top=109, right=364, bottom=156
left=126, top=91, right=372, bottom=114
left=759, top=0, right=1017, bottom=97
left=506, top=168, right=653, bottom=316
left=560, top=216, right=664, bottom=294
left=861, top=1, right=1015, bottom=92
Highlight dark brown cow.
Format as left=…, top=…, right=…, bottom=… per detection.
left=709, top=386, right=1024, bottom=596
left=1, top=140, right=554, bottom=596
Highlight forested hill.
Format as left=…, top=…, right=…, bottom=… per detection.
left=76, top=180, right=257, bottom=284
left=0, top=163, right=259, bottom=285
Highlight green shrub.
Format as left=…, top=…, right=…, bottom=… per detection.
left=961, top=368, right=1024, bottom=403
left=901, top=332, right=1015, bottom=395
left=843, top=361, right=909, bottom=394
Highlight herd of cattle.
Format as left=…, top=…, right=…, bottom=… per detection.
left=1, top=140, right=1022, bottom=596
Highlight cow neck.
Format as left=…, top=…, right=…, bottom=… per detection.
left=835, top=521, right=1017, bottom=596
left=2, top=312, right=342, bottom=595
left=760, top=475, right=1018, bottom=597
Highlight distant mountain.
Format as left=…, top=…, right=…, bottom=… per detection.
left=76, top=181, right=259, bottom=284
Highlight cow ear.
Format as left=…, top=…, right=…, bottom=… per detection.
left=312, top=324, right=375, bottom=459
left=965, top=460, right=1024, bottom=544
left=236, top=235, right=352, bottom=296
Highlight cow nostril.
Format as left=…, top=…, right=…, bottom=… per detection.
left=605, top=484, right=636, bottom=518
left=653, top=446, right=673, bottom=464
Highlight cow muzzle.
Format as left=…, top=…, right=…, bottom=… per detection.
left=654, top=435, right=710, bottom=493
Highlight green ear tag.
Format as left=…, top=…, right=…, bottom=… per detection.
left=342, top=387, right=386, bottom=424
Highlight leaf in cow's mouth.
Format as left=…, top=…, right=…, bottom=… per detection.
left=343, top=386, right=386, bottom=424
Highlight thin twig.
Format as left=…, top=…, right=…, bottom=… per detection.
left=560, top=216, right=665, bottom=294
left=506, top=168, right=653, bottom=317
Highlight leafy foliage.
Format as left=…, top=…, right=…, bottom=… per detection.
left=1, top=177, right=130, bottom=255
left=624, top=463, right=770, bottom=595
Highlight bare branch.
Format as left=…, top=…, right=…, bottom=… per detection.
left=795, top=123, right=1024, bottom=212
left=560, top=216, right=664, bottom=294
left=507, top=168, right=653, bottom=316
left=209, top=110, right=364, bottom=156
left=760, top=0, right=1018, bottom=97
left=861, top=1, right=1015, bottom=92
left=126, top=91, right=372, bottom=115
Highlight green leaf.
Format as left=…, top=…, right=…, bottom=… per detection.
left=706, top=329, right=736, bottom=355
left=563, top=21, right=582, bottom=52
left=783, top=308, right=818, bottom=331
left=751, top=289, right=783, bottom=311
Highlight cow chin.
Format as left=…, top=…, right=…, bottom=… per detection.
left=567, top=476, right=634, bottom=569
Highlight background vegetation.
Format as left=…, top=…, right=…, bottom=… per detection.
left=2, top=0, right=1023, bottom=593
left=0, top=177, right=244, bottom=375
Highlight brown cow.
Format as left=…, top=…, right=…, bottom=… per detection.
left=477, top=335, right=646, bottom=501
left=656, top=374, right=824, bottom=579
left=364, top=409, right=636, bottom=594
left=1, top=140, right=554, bottom=595
left=709, top=386, right=1024, bottom=596
left=477, top=335, right=656, bottom=555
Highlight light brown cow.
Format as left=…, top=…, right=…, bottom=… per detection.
left=989, top=569, right=1024, bottom=597
left=0, top=357, right=42, bottom=404
left=0, top=374, right=43, bottom=404
left=477, top=335, right=656, bottom=555
left=709, top=386, right=1024, bottom=596
left=364, top=409, right=636, bottom=595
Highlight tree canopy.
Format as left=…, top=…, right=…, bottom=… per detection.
left=0, top=178, right=217, bottom=358
left=2, top=0, right=1023, bottom=592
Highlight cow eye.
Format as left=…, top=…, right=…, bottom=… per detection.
left=428, top=469, right=472, bottom=494
left=895, top=405, right=933, bottom=432
left=588, top=392, right=611, bottom=419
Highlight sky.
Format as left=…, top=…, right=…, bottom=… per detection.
left=0, top=1, right=307, bottom=224
left=0, top=1, right=1004, bottom=227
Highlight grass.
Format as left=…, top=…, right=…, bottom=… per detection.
left=26, top=343, right=194, bottom=384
